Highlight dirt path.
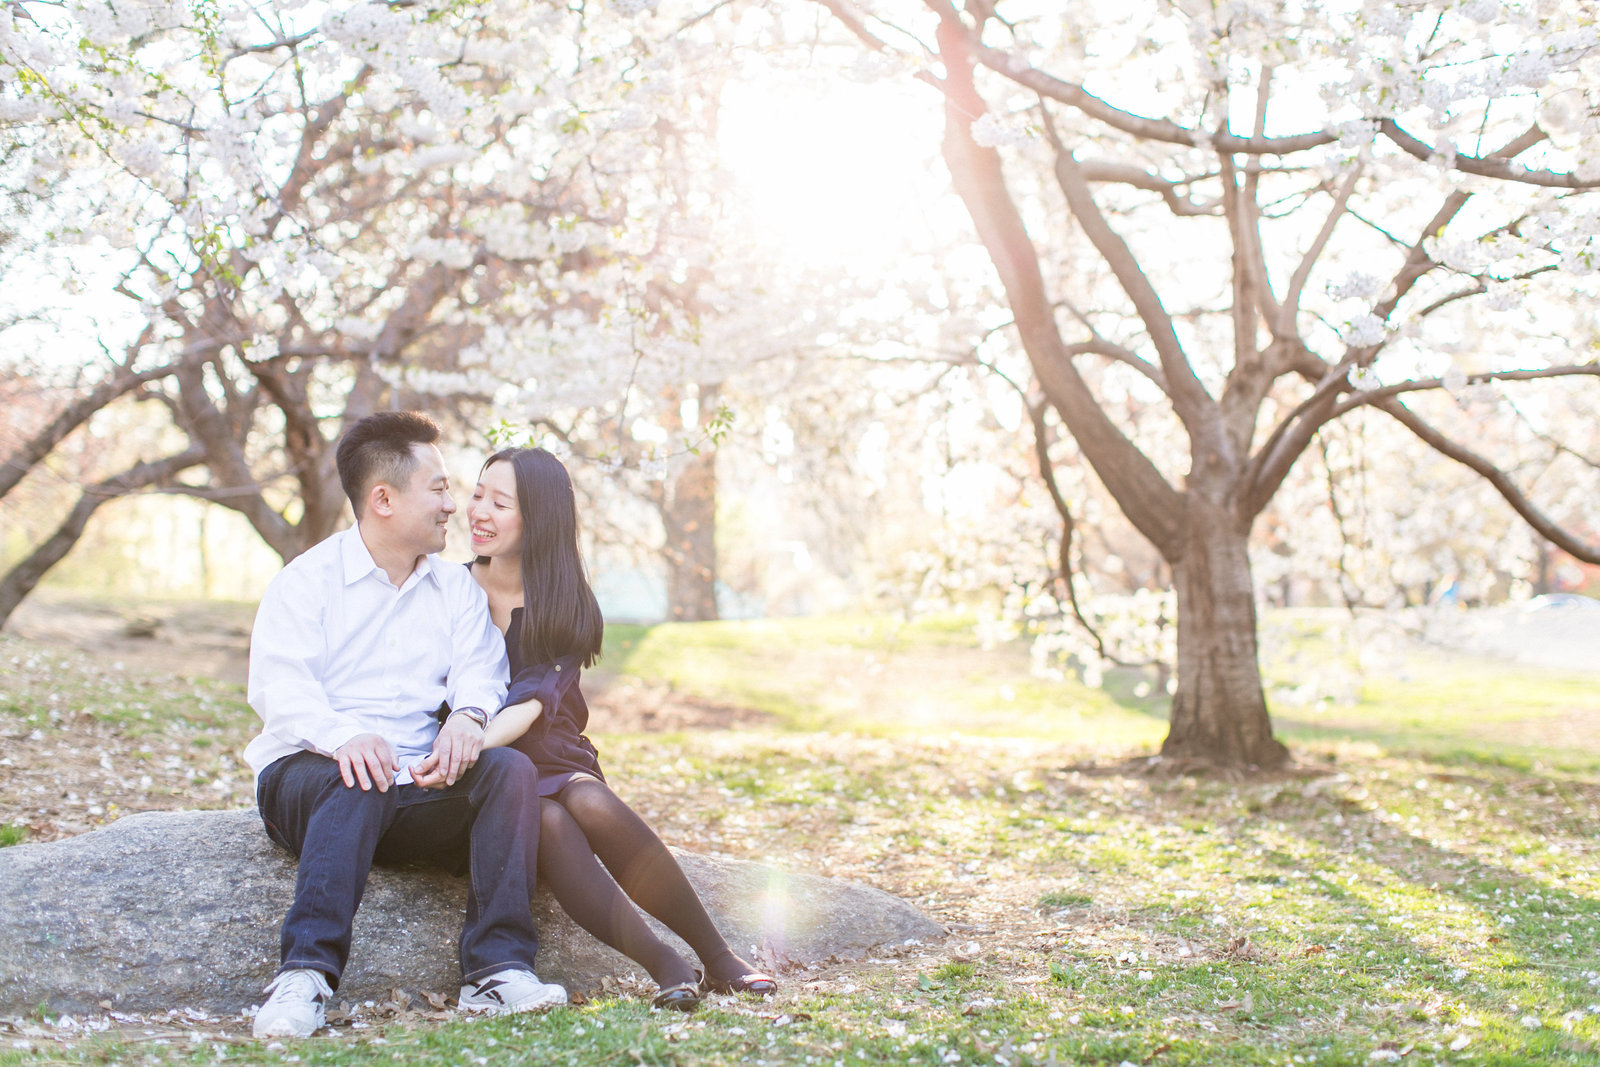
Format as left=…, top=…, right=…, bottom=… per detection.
left=5, top=592, right=257, bottom=685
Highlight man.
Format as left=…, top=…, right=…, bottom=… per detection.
left=244, top=411, right=561, bottom=1040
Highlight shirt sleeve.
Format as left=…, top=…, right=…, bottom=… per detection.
left=446, top=575, right=510, bottom=719
left=502, top=656, right=580, bottom=739
left=246, top=563, right=368, bottom=758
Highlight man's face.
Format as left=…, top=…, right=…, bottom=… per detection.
left=386, top=443, right=456, bottom=556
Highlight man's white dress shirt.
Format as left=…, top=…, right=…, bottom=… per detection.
left=244, top=526, right=509, bottom=784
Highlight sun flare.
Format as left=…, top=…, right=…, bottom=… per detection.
left=717, top=75, right=947, bottom=272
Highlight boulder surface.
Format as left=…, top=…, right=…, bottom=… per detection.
left=0, top=809, right=943, bottom=1015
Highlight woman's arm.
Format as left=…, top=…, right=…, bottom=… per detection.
left=482, top=698, right=544, bottom=748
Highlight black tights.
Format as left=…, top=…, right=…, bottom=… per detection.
left=536, top=776, right=755, bottom=990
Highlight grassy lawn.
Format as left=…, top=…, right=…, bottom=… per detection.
left=601, top=615, right=1170, bottom=741
left=1257, top=611, right=1600, bottom=776
left=2, top=608, right=1597, bottom=1065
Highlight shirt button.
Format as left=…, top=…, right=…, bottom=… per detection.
left=554, top=665, right=561, bottom=672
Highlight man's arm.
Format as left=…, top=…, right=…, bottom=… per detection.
left=248, top=564, right=375, bottom=762
left=444, top=575, right=511, bottom=720
left=411, top=572, right=510, bottom=788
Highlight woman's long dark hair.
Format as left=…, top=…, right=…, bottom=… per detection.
left=477, top=447, right=603, bottom=668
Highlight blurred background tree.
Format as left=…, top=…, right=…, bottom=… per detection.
left=3, top=0, right=1597, bottom=770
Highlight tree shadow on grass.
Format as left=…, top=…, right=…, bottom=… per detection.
left=1018, top=752, right=1600, bottom=1061
left=1277, top=799, right=1600, bottom=1057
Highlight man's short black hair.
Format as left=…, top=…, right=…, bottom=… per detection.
left=336, top=411, right=442, bottom=518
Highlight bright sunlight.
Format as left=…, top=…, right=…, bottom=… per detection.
left=716, top=73, right=948, bottom=271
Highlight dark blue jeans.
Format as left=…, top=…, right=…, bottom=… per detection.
left=256, top=747, right=542, bottom=988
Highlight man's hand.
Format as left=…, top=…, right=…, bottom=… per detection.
left=411, top=713, right=484, bottom=789
left=334, top=733, right=399, bottom=792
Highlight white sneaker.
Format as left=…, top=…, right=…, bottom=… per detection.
left=251, top=968, right=332, bottom=1039
left=458, top=969, right=568, bottom=1014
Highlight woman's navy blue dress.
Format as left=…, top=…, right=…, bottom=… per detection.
left=500, top=606, right=605, bottom=797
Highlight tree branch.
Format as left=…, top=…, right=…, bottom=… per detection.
left=1218, top=148, right=1277, bottom=459
left=0, top=447, right=207, bottom=629
left=1064, top=339, right=1167, bottom=391
left=1025, top=398, right=1117, bottom=663
left=1327, top=363, right=1599, bottom=418
left=813, top=0, right=892, bottom=52
left=1376, top=395, right=1600, bottom=563
left=171, top=327, right=302, bottom=560
left=1278, top=162, right=1362, bottom=338
left=224, top=28, right=317, bottom=62
left=930, top=13, right=1184, bottom=555
left=925, top=4, right=1335, bottom=155
left=1378, top=120, right=1597, bottom=188
left=1366, top=126, right=1547, bottom=330
left=273, top=70, right=370, bottom=220
left=1238, top=66, right=1283, bottom=325
left=0, top=355, right=177, bottom=503
left=1041, top=108, right=1217, bottom=430
left=1367, top=191, right=1472, bottom=329
left=1316, top=433, right=1363, bottom=612
left=1077, top=159, right=1219, bottom=215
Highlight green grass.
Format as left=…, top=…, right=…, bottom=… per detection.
left=1038, top=889, right=1093, bottom=908
left=1262, top=620, right=1600, bottom=774
left=0, top=823, right=24, bottom=847
left=2, top=608, right=1598, bottom=1065
left=602, top=614, right=1168, bottom=745
left=0, top=639, right=249, bottom=738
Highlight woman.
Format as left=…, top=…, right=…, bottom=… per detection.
left=465, top=446, right=776, bottom=1013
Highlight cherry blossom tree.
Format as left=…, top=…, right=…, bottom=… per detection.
left=0, top=0, right=760, bottom=624
left=810, top=0, right=1600, bottom=767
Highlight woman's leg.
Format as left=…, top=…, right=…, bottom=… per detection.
left=536, top=797, right=698, bottom=990
left=554, top=777, right=763, bottom=989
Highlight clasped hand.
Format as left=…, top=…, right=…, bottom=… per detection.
left=333, top=715, right=483, bottom=792
left=409, top=713, right=484, bottom=789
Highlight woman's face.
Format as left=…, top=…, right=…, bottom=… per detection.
left=467, top=460, right=523, bottom=559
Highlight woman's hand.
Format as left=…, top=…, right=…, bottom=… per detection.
left=411, top=713, right=485, bottom=788
left=481, top=698, right=544, bottom=749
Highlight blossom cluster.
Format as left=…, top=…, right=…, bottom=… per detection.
left=0, top=0, right=802, bottom=455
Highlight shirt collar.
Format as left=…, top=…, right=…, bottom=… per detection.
left=340, top=526, right=441, bottom=589
left=340, top=527, right=381, bottom=586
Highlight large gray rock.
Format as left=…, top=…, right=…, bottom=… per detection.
left=0, top=809, right=943, bottom=1015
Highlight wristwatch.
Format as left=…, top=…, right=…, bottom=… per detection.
left=449, top=706, right=489, bottom=729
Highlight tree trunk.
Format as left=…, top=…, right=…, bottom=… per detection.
left=662, top=446, right=718, bottom=622
left=1158, top=497, right=1289, bottom=769
left=1533, top=539, right=1553, bottom=596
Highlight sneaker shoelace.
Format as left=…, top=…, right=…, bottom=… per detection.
left=266, top=970, right=329, bottom=1002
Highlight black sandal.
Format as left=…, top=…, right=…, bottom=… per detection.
left=651, top=982, right=702, bottom=1012
left=702, top=971, right=777, bottom=996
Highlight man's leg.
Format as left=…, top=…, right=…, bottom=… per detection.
left=258, top=750, right=397, bottom=985
left=377, top=747, right=543, bottom=982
